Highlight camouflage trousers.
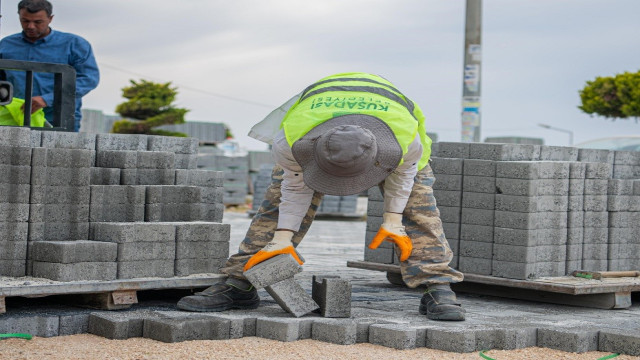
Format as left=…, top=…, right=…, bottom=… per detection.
left=220, top=164, right=463, bottom=288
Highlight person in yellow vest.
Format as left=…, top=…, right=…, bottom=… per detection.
left=178, top=72, right=466, bottom=321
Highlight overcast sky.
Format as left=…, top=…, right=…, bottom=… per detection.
left=2, top=0, right=639, bottom=151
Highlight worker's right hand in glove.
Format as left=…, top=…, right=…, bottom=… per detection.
left=368, top=212, right=413, bottom=261
left=243, top=230, right=304, bottom=272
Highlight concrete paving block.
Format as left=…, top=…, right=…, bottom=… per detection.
left=143, top=316, right=229, bottom=343
left=30, top=130, right=42, bottom=147
left=0, top=164, right=32, bottom=184
left=59, top=313, right=90, bottom=336
left=175, top=241, right=228, bottom=259
left=31, top=240, right=117, bottom=263
left=92, top=222, right=175, bottom=243
left=0, top=203, right=30, bottom=222
left=244, top=254, right=303, bottom=289
left=88, top=311, right=149, bottom=339
left=472, top=143, right=541, bottom=161
left=175, top=222, right=230, bottom=242
left=585, top=162, right=612, bottom=179
left=0, top=145, right=32, bottom=165
left=437, top=206, right=461, bottom=224
left=0, top=313, right=59, bottom=337
left=569, top=179, right=586, bottom=196
left=492, top=260, right=536, bottom=280
left=369, top=323, right=418, bottom=350
left=364, top=246, right=394, bottom=264
left=442, top=222, right=460, bottom=240
left=366, top=199, right=385, bottom=215
left=367, top=186, right=384, bottom=201
left=578, top=148, right=613, bottom=163
left=432, top=174, right=462, bottom=191
left=312, top=319, right=357, bottom=345
left=89, top=203, right=145, bottom=222
left=30, top=185, right=90, bottom=204
left=146, top=185, right=202, bottom=204
left=0, top=240, right=27, bottom=260
left=0, top=222, right=28, bottom=242
left=255, top=317, right=314, bottom=342
left=584, top=179, right=608, bottom=195
left=461, top=208, right=494, bottom=226
left=463, top=159, right=496, bottom=177
left=41, top=131, right=96, bottom=150
left=539, top=145, right=578, bottom=161
left=175, top=153, right=197, bottom=169
left=90, top=185, right=146, bottom=204
left=494, top=211, right=567, bottom=230
left=90, top=167, right=121, bottom=185
left=96, top=150, right=138, bottom=168
left=436, top=142, right=470, bottom=159
left=613, top=150, right=640, bottom=165
left=608, top=179, right=635, bottom=195
left=459, top=224, right=493, bottom=242
left=174, top=257, right=227, bottom=276
left=493, top=244, right=536, bottom=263
left=459, top=256, right=491, bottom=275
left=495, top=178, right=569, bottom=196
left=461, top=192, right=495, bottom=210
left=426, top=328, right=477, bottom=353
left=0, top=259, right=26, bottom=276
left=266, top=277, right=319, bottom=317
left=312, top=275, right=352, bottom=318
left=0, top=126, right=31, bottom=147
left=492, top=326, right=538, bottom=350
left=459, top=240, right=493, bottom=259
left=0, top=183, right=30, bottom=203
left=495, top=195, right=568, bottom=213
left=608, top=195, right=632, bottom=211
left=32, top=261, right=117, bottom=281
left=128, top=169, right=176, bottom=185
left=117, top=241, right=175, bottom=261
left=200, top=187, right=225, bottom=204
left=31, top=147, right=95, bottom=168
left=429, top=157, right=465, bottom=176
left=96, top=133, right=147, bottom=151
left=599, top=329, right=640, bottom=356
left=537, top=328, right=599, bottom=353
left=568, top=195, right=584, bottom=211
left=175, top=169, right=224, bottom=187
left=29, top=203, right=90, bottom=223
left=117, top=259, right=174, bottom=279
left=31, top=166, right=91, bottom=186
left=136, top=151, right=174, bottom=169
left=147, top=135, right=198, bottom=154
left=205, top=314, right=257, bottom=338
left=584, top=211, right=609, bottom=228
left=145, top=203, right=204, bottom=222
left=28, top=221, right=89, bottom=242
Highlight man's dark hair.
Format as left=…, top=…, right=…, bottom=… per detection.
left=18, top=0, right=53, bottom=17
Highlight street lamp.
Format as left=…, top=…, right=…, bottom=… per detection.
left=538, top=123, right=574, bottom=146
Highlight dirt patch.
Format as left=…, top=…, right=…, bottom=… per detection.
left=1, top=334, right=637, bottom=360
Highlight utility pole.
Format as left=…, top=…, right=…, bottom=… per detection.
left=461, top=0, right=482, bottom=142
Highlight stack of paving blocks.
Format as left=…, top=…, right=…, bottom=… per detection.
left=0, top=127, right=229, bottom=281
left=365, top=141, right=640, bottom=280
left=251, top=164, right=273, bottom=212
left=214, top=155, right=249, bottom=206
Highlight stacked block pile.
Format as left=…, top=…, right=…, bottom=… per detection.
left=0, top=127, right=230, bottom=282
left=365, top=142, right=640, bottom=280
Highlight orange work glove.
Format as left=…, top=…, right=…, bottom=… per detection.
left=243, top=230, right=304, bottom=272
left=368, top=212, right=413, bottom=261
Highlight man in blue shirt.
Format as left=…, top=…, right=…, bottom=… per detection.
left=0, top=0, right=99, bottom=131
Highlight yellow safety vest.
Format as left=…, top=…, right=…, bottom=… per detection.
left=0, top=97, right=46, bottom=127
left=281, top=72, right=432, bottom=170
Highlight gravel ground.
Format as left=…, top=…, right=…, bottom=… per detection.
left=1, top=335, right=638, bottom=360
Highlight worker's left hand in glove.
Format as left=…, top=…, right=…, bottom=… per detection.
left=243, top=230, right=304, bottom=272
left=368, top=212, right=413, bottom=261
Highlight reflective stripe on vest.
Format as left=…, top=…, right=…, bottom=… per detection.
left=300, top=77, right=416, bottom=119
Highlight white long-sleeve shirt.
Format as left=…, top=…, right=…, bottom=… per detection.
left=271, top=129, right=423, bottom=231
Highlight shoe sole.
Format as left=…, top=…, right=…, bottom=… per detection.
left=177, top=299, right=260, bottom=312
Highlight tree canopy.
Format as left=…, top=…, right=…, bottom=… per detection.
left=111, top=79, right=189, bottom=136
left=579, top=70, right=640, bottom=120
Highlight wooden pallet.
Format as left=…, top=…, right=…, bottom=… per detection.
left=0, top=274, right=225, bottom=314
left=347, top=260, right=640, bottom=310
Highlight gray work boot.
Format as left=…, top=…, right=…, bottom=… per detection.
left=177, top=277, right=260, bottom=312
left=419, top=283, right=466, bottom=321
